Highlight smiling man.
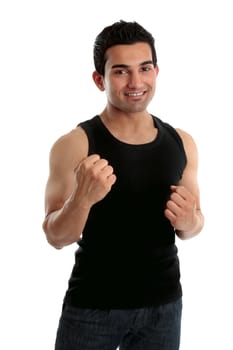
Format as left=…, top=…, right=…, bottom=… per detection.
left=42, top=20, right=204, bottom=350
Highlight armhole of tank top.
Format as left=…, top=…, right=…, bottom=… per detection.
left=153, top=115, right=187, bottom=164
left=164, top=122, right=186, bottom=153
left=78, top=121, right=96, bottom=155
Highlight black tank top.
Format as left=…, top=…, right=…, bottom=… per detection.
left=64, top=115, right=187, bottom=309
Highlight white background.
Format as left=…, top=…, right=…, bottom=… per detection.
left=1, top=0, right=232, bottom=349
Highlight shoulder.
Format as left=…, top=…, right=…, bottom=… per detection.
left=49, top=126, right=88, bottom=170
left=176, top=128, right=197, bottom=150
left=176, top=128, right=199, bottom=165
left=51, top=126, right=87, bottom=151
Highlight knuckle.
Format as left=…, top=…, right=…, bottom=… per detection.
left=100, top=158, right=108, bottom=166
left=89, top=166, right=99, bottom=178
left=170, top=193, right=176, bottom=200
left=107, top=165, right=114, bottom=173
left=79, top=161, right=87, bottom=172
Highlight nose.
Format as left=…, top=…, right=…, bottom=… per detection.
left=127, top=71, right=143, bottom=89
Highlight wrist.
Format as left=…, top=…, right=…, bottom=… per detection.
left=176, top=210, right=204, bottom=240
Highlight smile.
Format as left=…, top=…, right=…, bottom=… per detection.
left=125, top=92, right=145, bottom=97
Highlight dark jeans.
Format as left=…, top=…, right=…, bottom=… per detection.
left=55, top=298, right=182, bottom=350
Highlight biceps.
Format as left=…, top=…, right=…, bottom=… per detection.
left=44, top=174, right=75, bottom=215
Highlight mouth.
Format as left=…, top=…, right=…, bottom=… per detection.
left=125, top=91, right=145, bottom=97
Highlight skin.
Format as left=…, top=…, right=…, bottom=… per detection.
left=42, top=42, right=204, bottom=249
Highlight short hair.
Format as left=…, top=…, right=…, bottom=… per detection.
left=93, top=20, right=157, bottom=76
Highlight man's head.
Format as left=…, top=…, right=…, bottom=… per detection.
left=94, top=20, right=157, bottom=76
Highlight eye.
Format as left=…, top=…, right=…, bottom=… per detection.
left=113, top=69, right=128, bottom=75
left=141, top=65, right=153, bottom=72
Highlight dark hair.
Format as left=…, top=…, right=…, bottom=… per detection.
left=93, top=20, right=157, bottom=76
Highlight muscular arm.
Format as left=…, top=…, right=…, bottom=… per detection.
left=42, top=127, right=116, bottom=249
left=164, top=129, right=204, bottom=240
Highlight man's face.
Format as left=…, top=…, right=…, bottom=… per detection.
left=93, top=42, right=158, bottom=113
left=102, top=42, right=159, bottom=113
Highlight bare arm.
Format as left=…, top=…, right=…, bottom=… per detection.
left=42, top=127, right=116, bottom=249
left=164, top=129, right=204, bottom=240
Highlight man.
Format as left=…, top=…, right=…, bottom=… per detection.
left=43, top=20, right=204, bottom=350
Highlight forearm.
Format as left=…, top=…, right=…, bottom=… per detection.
left=175, top=209, right=204, bottom=240
left=43, top=197, right=91, bottom=249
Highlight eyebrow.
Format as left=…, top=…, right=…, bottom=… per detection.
left=111, top=60, right=154, bottom=69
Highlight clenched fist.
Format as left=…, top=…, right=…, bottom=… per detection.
left=164, top=185, right=197, bottom=233
left=74, top=154, right=117, bottom=208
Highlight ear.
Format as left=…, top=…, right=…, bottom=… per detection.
left=155, top=64, right=159, bottom=76
left=92, top=71, right=105, bottom=91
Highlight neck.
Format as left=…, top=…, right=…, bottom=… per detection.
left=100, top=107, right=151, bottom=128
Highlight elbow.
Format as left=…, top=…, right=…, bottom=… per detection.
left=46, top=234, right=64, bottom=250
left=46, top=235, right=65, bottom=250
left=42, top=219, right=64, bottom=250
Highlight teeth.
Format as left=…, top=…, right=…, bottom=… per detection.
left=127, top=92, right=144, bottom=96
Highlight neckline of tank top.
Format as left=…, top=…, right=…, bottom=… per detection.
left=95, top=114, right=163, bottom=149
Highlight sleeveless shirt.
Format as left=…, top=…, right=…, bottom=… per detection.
left=64, top=115, right=187, bottom=309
